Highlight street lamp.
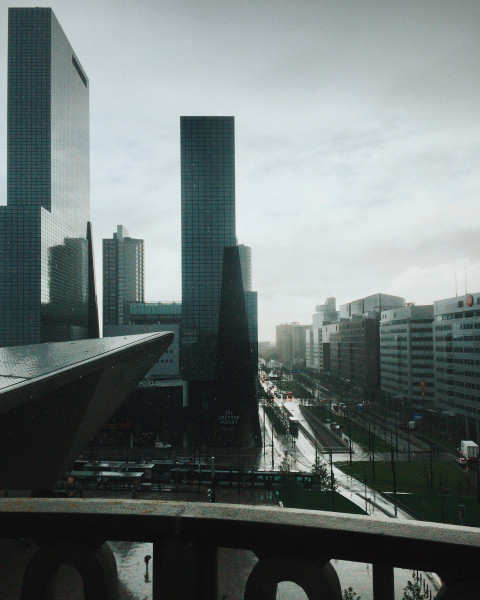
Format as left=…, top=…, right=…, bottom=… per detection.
left=144, top=555, right=152, bottom=582
left=271, top=425, right=275, bottom=469
left=263, top=405, right=266, bottom=457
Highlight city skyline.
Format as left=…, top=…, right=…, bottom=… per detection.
left=0, top=1, right=479, bottom=342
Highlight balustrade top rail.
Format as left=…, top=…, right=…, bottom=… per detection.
left=0, top=498, right=479, bottom=579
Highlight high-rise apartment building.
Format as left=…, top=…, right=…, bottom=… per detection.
left=103, top=226, right=144, bottom=327
left=0, top=8, right=93, bottom=346
left=181, top=117, right=236, bottom=382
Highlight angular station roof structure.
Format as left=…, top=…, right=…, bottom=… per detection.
left=0, top=332, right=173, bottom=492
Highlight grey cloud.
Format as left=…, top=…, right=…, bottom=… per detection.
left=0, top=0, right=478, bottom=340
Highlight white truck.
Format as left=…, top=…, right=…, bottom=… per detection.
left=460, top=440, right=479, bottom=461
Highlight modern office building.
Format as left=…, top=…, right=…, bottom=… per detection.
left=238, top=244, right=252, bottom=291
left=0, top=8, right=94, bottom=347
left=215, top=247, right=261, bottom=445
left=306, top=298, right=339, bottom=372
left=336, top=317, right=380, bottom=396
left=103, top=226, right=145, bottom=327
left=244, top=290, right=259, bottom=368
left=128, top=301, right=181, bottom=326
left=276, top=323, right=309, bottom=368
left=434, top=292, right=480, bottom=441
left=322, top=322, right=341, bottom=375
left=323, top=293, right=404, bottom=396
left=237, top=243, right=258, bottom=367
left=380, top=305, right=435, bottom=406
left=103, top=300, right=185, bottom=438
left=181, top=117, right=236, bottom=383
left=104, top=301, right=182, bottom=381
left=364, top=293, right=406, bottom=316
left=180, top=117, right=259, bottom=444
left=340, top=293, right=405, bottom=320
left=340, top=298, right=365, bottom=319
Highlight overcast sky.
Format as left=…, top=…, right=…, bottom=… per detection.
left=1, top=0, right=479, bottom=342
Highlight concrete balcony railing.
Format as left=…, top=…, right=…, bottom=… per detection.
left=1, top=498, right=480, bottom=599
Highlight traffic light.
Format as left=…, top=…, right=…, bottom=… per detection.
left=207, top=487, right=216, bottom=503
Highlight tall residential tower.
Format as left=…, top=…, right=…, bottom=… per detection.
left=103, top=225, right=145, bottom=328
left=0, top=8, right=94, bottom=346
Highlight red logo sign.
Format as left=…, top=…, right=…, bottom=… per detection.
left=466, top=295, right=473, bottom=307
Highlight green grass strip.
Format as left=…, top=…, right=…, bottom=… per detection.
left=336, top=459, right=480, bottom=526
left=305, top=405, right=393, bottom=452
left=279, top=485, right=366, bottom=514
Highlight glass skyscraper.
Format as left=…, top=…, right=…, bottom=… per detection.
left=181, top=116, right=236, bottom=381
left=181, top=116, right=260, bottom=445
left=0, top=8, right=91, bottom=346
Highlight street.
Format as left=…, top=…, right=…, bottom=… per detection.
left=255, top=392, right=441, bottom=599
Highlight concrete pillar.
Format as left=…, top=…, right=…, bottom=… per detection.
left=373, top=564, right=394, bottom=600
left=153, top=538, right=217, bottom=600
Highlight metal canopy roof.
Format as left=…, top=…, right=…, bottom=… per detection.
left=0, top=333, right=172, bottom=393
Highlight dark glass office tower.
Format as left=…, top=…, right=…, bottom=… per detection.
left=181, top=117, right=236, bottom=381
left=215, top=247, right=261, bottom=447
left=0, top=8, right=91, bottom=346
left=181, top=117, right=260, bottom=446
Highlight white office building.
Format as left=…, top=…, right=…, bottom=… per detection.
left=306, top=298, right=339, bottom=372
left=380, top=305, right=434, bottom=406
left=434, top=293, right=480, bottom=441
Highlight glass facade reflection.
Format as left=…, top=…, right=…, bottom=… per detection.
left=0, top=8, right=90, bottom=346
left=181, top=117, right=236, bottom=381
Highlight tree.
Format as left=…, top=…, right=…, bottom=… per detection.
left=311, top=457, right=337, bottom=493
left=279, top=455, right=294, bottom=502
left=343, top=587, right=361, bottom=600
left=279, top=455, right=291, bottom=474
left=402, top=572, right=430, bottom=600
